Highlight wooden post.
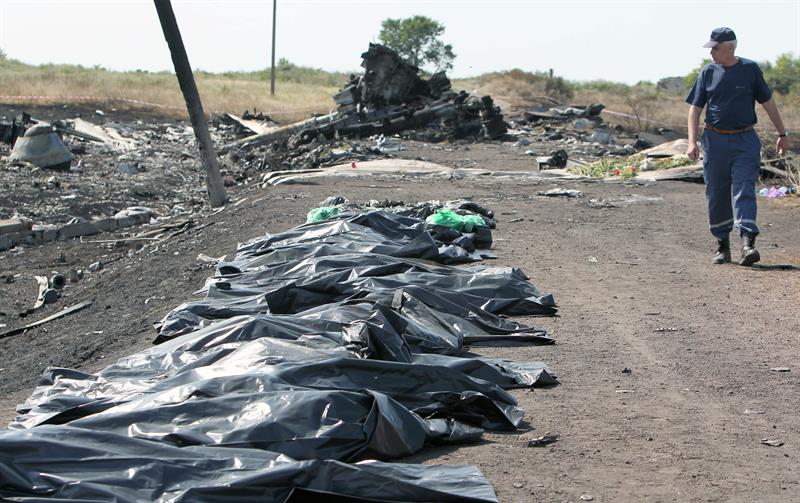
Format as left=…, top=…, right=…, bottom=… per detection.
left=154, top=0, right=227, bottom=207
left=270, top=0, right=277, bottom=95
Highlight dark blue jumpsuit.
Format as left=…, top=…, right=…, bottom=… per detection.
left=686, top=58, right=772, bottom=239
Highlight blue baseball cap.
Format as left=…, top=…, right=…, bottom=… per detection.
left=703, top=27, right=736, bottom=47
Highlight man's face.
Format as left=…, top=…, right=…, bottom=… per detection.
left=710, top=42, right=734, bottom=64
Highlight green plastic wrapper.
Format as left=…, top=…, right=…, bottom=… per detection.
left=425, top=208, right=486, bottom=232
left=306, top=206, right=340, bottom=223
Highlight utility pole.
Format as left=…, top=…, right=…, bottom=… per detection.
left=154, top=0, right=227, bottom=207
left=271, top=0, right=277, bottom=95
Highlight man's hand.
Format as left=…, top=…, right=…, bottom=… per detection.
left=762, top=98, right=788, bottom=156
left=687, top=141, right=700, bottom=161
left=776, top=135, right=789, bottom=156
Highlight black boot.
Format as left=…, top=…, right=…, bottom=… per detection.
left=739, top=233, right=760, bottom=266
left=712, top=236, right=731, bottom=264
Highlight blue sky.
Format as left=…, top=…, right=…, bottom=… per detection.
left=1, top=0, right=798, bottom=83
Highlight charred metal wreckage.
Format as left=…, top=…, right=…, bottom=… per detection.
left=226, top=44, right=507, bottom=152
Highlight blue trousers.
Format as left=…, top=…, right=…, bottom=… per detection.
left=701, top=129, right=761, bottom=239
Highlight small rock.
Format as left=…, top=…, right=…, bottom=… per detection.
left=770, top=367, right=790, bottom=372
left=622, top=367, right=632, bottom=374
left=88, top=261, right=103, bottom=272
left=116, top=162, right=141, bottom=175
left=580, top=495, right=594, bottom=501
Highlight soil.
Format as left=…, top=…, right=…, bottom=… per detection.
left=1, top=106, right=799, bottom=503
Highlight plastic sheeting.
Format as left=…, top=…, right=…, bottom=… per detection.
left=232, top=209, right=494, bottom=265
left=426, top=207, right=487, bottom=232
left=1, top=201, right=558, bottom=502
left=1, top=427, right=498, bottom=502
left=157, top=210, right=555, bottom=342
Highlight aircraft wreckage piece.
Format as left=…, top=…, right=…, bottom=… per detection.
left=9, top=123, right=75, bottom=170
left=222, top=112, right=338, bottom=152
left=226, top=44, right=507, bottom=151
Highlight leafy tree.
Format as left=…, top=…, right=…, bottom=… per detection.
left=764, top=52, right=800, bottom=94
left=544, top=74, right=573, bottom=99
left=378, top=16, right=455, bottom=72
left=684, top=59, right=712, bottom=89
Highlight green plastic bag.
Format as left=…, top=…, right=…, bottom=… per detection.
left=425, top=208, right=485, bottom=232
left=306, top=206, right=340, bottom=223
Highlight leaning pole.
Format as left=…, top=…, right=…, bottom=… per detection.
left=154, top=0, right=227, bottom=207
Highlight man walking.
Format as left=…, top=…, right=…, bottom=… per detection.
left=686, top=27, right=789, bottom=266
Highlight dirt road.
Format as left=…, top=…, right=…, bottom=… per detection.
left=1, top=156, right=798, bottom=501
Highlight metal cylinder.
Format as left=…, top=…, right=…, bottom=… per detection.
left=50, top=273, right=66, bottom=290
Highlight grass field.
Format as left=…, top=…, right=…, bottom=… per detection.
left=0, top=58, right=345, bottom=123
left=2, top=55, right=798, bottom=186
left=463, top=69, right=800, bottom=140
left=2, top=55, right=799, bottom=141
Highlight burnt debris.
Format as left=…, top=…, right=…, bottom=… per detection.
left=228, top=43, right=507, bottom=152
left=333, top=44, right=507, bottom=141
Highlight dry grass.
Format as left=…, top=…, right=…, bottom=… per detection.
left=574, top=88, right=800, bottom=139
left=461, top=70, right=800, bottom=139
left=3, top=60, right=800, bottom=154
left=783, top=157, right=800, bottom=187
left=458, top=71, right=683, bottom=132
left=195, top=78, right=339, bottom=122
left=0, top=64, right=340, bottom=123
left=455, top=69, right=572, bottom=110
